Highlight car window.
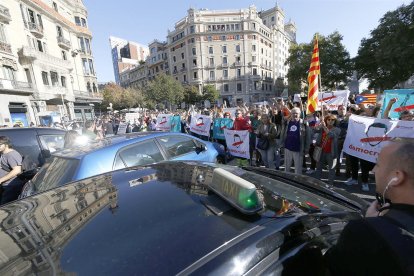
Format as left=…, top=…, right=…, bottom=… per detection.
left=32, top=157, right=79, bottom=192
left=38, top=134, right=65, bottom=153
left=157, top=135, right=197, bottom=158
left=117, top=140, right=164, bottom=167
left=1, top=129, right=42, bottom=166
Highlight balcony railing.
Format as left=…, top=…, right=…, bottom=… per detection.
left=180, top=68, right=186, bottom=72
left=73, top=90, right=103, bottom=100
left=0, top=4, right=11, bottom=23
left=221, top=63, right=229, bottom=68
left=57, top=36, right=71, bottom=49
left=234, top=61, right=243, bottom=67
left=0, top=78, right=34, bottom=94
left=28, top=22, right=44, bottom=37
left=0, top=41, right=12, bottom=54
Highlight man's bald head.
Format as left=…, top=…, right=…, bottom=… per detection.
left=388, top=139, right=414, bottom=181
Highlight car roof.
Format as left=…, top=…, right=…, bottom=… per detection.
left=0, top=127, right=66, bottom=134
left=53, top=131, right=196, bottom=158
left=0, top=162, right=364, bottom=275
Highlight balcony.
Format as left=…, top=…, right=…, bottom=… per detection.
left=0, top=41, right=12, bottom=54
left=250, top=74, right=261, bottom=80
left=28, top=22, right=44, bottom=38
left=74, top=90, right=103, bottom=101
left=0, top=4, right=11, bottom=23
left=205, top=63, right=215, bottom=69
left=57, top=36, right=71, bottom=50
left=0, top=79, right=34, bottom=95
left=222, top=76, right=229, bottom=81
left=180, top=67, right=187, bottom=72
left=234, top=61, right=243, bottom=67
left=19, top=47, right=71, bottom=69
left=248, top=61, right=259, bottom=67
left=221, top=63, right=229, bottom=68
left=207, top=77, right=216, bottom=82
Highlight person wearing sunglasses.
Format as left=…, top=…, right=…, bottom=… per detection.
left=314, top=114, right=340, bottom=185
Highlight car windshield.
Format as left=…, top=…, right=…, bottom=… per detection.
left=219, top=166, right=353, bottom=213
left=32, top=157, right=79, bottom=193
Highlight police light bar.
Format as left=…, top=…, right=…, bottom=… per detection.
left=209, top=168, right=262, bottom=215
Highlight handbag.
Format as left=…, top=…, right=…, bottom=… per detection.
left=312, top=132, right=329, bottom=162
left=257, top=137, right=269, bottom=150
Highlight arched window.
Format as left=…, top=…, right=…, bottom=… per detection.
left=87, top=82, right=91, bottom=92
left=93, top=83, right=97, bottom=93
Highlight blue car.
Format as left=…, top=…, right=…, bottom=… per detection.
left=21, top=132, right=222, bottom=197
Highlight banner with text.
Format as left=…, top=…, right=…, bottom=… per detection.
left=380, top=89, right=414, bottom=119
left=224, top=129, right=250, bottom=159
left=343, top=115, right=414, bottom=163
left=156, top=114, right=173, bottom=131
left=222, top=108, right=238, bottom=119
left=213, top=118, right=234, bottom=140
left=190, top=114, right=211, bottom=137
left=125, top=113, right=140, bottom=124
left=318, top=90, right=350, bottom=111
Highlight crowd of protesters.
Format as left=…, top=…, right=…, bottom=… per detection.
left=9, top=93, right=414, bottom=191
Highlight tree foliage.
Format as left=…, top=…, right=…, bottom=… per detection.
left=354, top=2, right=414, bottom=89
left=202, top=84, right=220, bottom=103
left=146, top=74, right=184, bottom=109
left=286, top=31, right=353, bottom=91
left=183, top=85, right=201, bottom=105
left=101, top=83, right=144, bottom=110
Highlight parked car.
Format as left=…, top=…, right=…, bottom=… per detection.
left=0, top=127, right=66, bottom=168
left=0, top=161, right=368, bottom=275
left=21, top=132, right=222, bottom=197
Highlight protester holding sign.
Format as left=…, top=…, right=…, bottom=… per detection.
left=231, top=109, right=252, bottom=166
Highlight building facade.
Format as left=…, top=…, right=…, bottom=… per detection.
left=115, top=4, right=296, bottom=106
left=0, top=0, right=102, bottom=126
left=110, top=36, right=149, bottom=85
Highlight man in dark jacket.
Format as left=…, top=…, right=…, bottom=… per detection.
left=325, top=138, right=414, bottom=275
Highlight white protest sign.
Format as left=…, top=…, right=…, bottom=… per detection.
left=318, top=90, right=350, bottom=111
left=224, top=129, right=250, bottom=159
left=156, top=114, right=172, bottom=131
left=117, top=122, right=128, bottom=134
left=343, top=114, right=414, bottom=163
left=125, top=113, right=140, bottom=124
left=189, top=114, right=211, bottom=137
left=293, top=94, right=301, bottom=103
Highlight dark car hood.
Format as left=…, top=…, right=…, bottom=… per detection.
left=0, top=162, right=363, bottom=275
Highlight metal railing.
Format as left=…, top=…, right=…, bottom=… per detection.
left=28, top=22, right=43, bottom=35
left=0, top=41, right=11, bottom=53
left=0, top=79, right=34, bottom=92
left=0, top=4, right=11, bottom=21
left=57, top=36, right=71, bottom=48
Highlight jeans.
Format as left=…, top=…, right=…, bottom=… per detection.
left=284, top=149, right=302, bottom=175
left=258, top=146, right=276, bottom=169
left=315, top=151, right=337, bottom=185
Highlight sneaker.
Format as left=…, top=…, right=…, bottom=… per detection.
left=345, top=178, right=358, bottom=186
left=306, top=169, right=315, bottom=175
left=361, top=183, right=370, bottom=192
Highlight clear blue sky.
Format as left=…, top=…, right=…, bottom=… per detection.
left=83, top=0, right=411, bottom=83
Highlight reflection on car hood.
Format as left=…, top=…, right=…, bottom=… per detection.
left=0, top=161, right=363, bottom=275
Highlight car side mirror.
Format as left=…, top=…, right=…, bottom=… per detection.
left=195, top=145, right=206, bottom=154
left=42, top=149, right=51, bottom=159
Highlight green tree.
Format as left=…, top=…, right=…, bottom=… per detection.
left=202, top=84, right=220, bottom=103
left=354, top=2, right=414, bottom=90
left=286, top=31, right=353, bottom=91
left=145, top=74, right=184, bottom=110
left=101, top=83, right=145, bottom=110
left=183, top=85, right=201, bottom=105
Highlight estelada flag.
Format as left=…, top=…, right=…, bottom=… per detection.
left=307, top=35, right=321, bottom=114
left=355, top=94, right=377, bottom=105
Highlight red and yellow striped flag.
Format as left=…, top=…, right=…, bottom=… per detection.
left=307, top=35, right=320, bottom=114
